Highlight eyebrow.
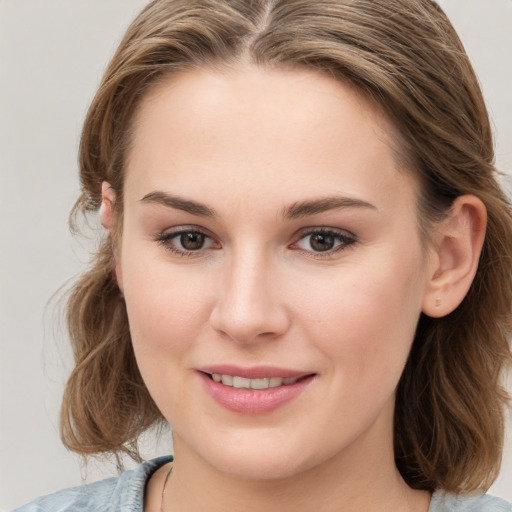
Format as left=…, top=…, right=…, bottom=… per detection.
left=140, top=191, right=377, bottom=219
left=284, top=196, right=377, bottom=218
left=140, top=191, right=216, bottom=217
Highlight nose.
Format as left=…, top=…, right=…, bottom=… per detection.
left=208, top=250, right=291, bottom=344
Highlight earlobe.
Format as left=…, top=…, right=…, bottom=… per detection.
left=100, top=181, right=124, bottom=291
left=422, top=195, right=487, bottom=318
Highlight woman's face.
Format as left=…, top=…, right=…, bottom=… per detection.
left=115, top=66, right=434, bottom=479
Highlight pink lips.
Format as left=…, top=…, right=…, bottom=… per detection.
left=197, top=365, right=315, bottom=414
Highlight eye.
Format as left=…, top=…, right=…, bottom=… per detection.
left=292, top=228, right=356, bottom=255
left=155, top=228, right=219, bottom=256
left=179, top=231, right=206, bottom=250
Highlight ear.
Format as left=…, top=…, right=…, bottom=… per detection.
left=422, top=195, right=487, bottom=318
left=100, top=181, right=124, bottom=292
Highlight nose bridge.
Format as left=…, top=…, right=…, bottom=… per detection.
left=209, top=242, right=289, bottom=343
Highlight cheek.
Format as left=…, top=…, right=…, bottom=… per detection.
left=121, top=251, right=214, bottom=369
left=122, top=259, right=217, bottom=416
left=302, top=253, right=425, bottom=385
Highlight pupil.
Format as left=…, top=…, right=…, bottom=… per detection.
left=180, top=232, right=205, bottom=250
left=310, top=233, right=334, bottom=252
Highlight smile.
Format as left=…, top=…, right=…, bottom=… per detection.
left=199, top=368, right=316, bottom=414
left=209, top=374, right=302, bottom=389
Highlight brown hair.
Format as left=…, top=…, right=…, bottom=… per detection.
left=61, top=0, right=512, bottom=493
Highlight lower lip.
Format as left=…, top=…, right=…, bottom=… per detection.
left=199, top=373, right=314, bottom=414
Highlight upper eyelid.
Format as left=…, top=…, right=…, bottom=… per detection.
left=155, top=225, right=215, bottom=239
left=292, top=226, right=357, bottom=245
left=154, top=226, right=357, bottom=247
left=291, top=229, right=357, bottom=259
left=155, top=228, right=218, bottom=256
left=155, top=226, right=355, bottom=237
left=293, top=226, right=357, bottom=240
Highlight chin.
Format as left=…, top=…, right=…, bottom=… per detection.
left=185, top=431, right=321, bottom=481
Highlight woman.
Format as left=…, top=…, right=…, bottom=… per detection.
left=14, top=0, right=512, bottom=511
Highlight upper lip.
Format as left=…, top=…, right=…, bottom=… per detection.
left=197, top=365, right=315, bottom=379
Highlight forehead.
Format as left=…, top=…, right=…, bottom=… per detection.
left=131, top=65, right=396, bottom=157
left=125, top=66, right=417, bottom=215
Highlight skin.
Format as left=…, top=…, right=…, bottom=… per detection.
left=102, top=65, right=486, bottom=512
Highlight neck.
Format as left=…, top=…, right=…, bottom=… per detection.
left=161, top=424, right=431, bottom=512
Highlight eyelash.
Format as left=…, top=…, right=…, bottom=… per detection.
left=155, top=227, right=357, bottom=259
left=155, top=228, right=218, bottom=257
left=291, top=228, right=357, bottom=258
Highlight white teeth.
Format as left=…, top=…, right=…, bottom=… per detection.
left=250, top=378, right=269, bottom=390
left=233, top=376, right=251, bottom=389
left=221, top=374, right=233, bottom=386
left=269, top=377, right=283, bottom=388
left=211, top=373, right=301, bottom=389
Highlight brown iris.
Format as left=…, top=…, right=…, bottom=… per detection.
left=309, top=232, right=335, bottom=252
left=180, top=232, right=205, bottom=250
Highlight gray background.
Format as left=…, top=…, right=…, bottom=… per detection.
left=1, top=0, right=511, bottom=509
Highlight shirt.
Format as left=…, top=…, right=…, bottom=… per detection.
left=12, top=456, right=512, bottom=511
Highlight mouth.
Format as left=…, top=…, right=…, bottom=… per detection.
left=197, top=367, right=316, bottom=414
left=202, top=372, right=312, bottom=390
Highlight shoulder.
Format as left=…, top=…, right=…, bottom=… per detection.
left=430, top=490, right=511, bottom=512
left=11, top=475, right=119, bottom=512
left=11, top=456, right=173, bottom=512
